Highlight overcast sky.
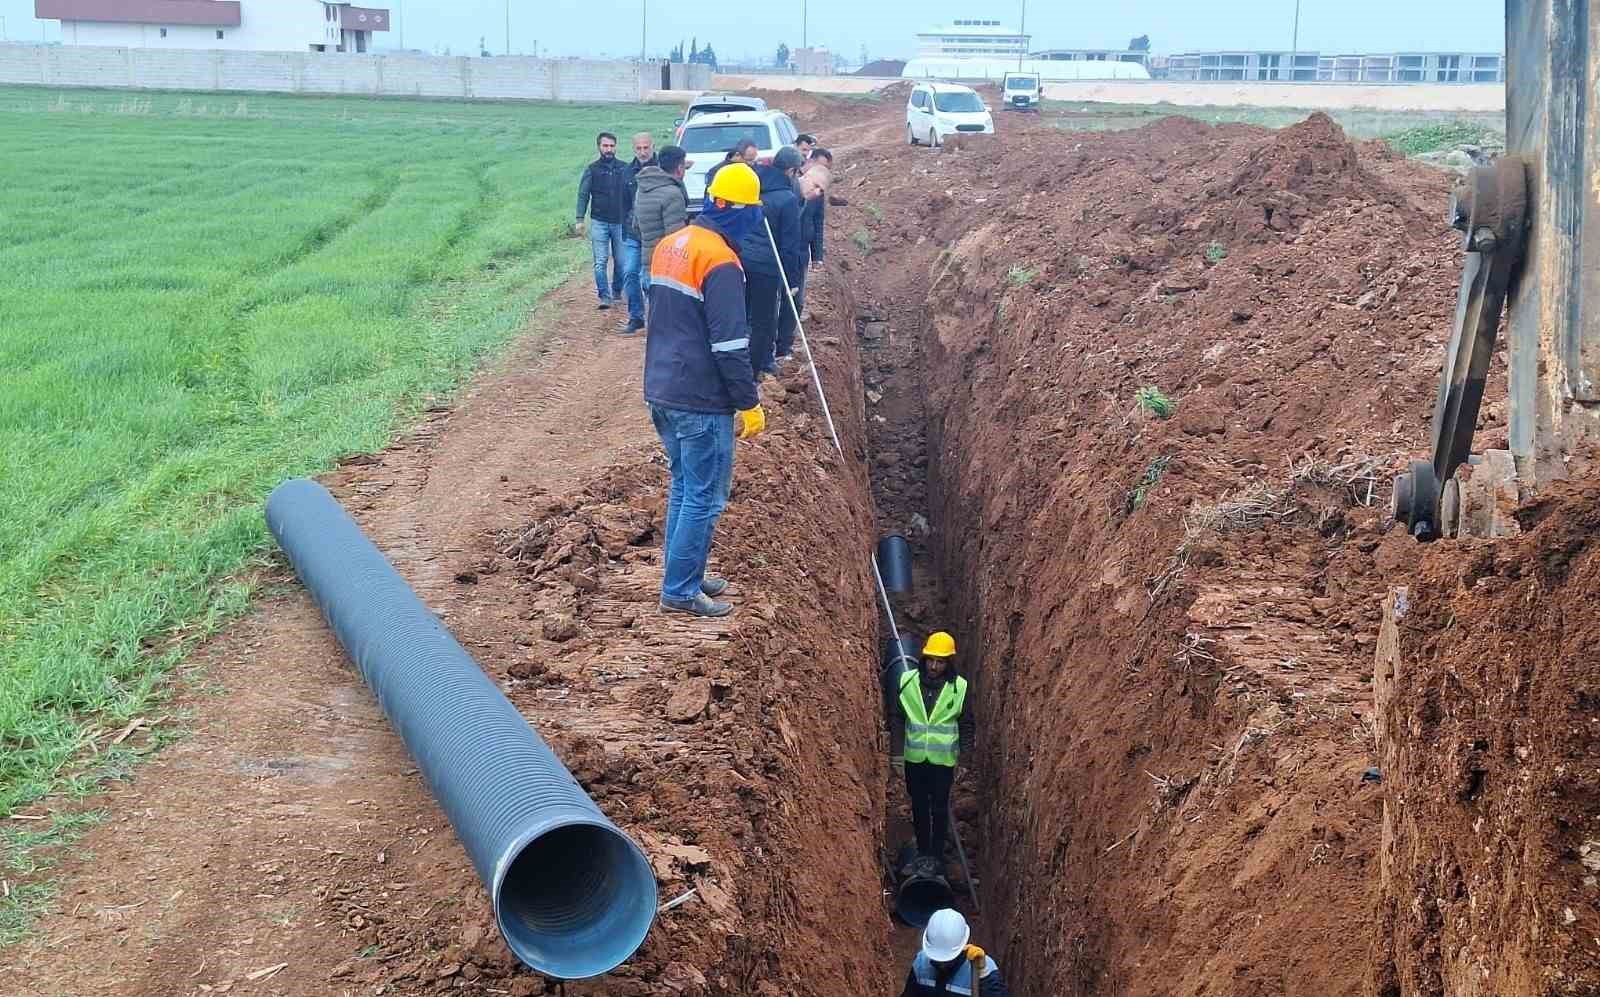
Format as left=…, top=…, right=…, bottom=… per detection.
left=2, top=0, right=1505, bottom=63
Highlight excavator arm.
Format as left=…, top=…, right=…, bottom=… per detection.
left=1392, top=0, right=1600, bottom=539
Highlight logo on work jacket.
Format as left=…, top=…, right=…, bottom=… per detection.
left=652, top=227, right=742, bottom=302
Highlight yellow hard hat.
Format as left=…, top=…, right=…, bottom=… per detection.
left=922, top=631, right=956, bottom=658
left=707, top=162, right=761, bottom=206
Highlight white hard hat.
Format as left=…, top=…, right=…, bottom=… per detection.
left=921, top=908, right=970, bottom=963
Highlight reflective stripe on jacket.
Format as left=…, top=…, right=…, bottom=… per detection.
left=644, top=218, right=760, bottom=415
left=904, top=951, right=1009, bottom=997
left=899, top=670, right=967, bottom=767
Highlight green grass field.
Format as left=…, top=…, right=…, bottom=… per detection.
left=0, top=87, right=672, bottom=851
left=1043, top=100, right=1506, bottom=152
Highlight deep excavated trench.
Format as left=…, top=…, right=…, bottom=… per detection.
left=793, top=94, right=1597, bottom=997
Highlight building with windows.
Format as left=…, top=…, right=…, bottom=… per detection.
left=1164, top=49, right=1503, bottom=83
left=905, top=20, right=1150, bottom=81
left=36, top=0, right=390, bottom=53
left=1032, top=48, right=1150, bottom=70
left=790, top=46, right=832, bottom=75
left=915, top=19, right=1029, bottom=59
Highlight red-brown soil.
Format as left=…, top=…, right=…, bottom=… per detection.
left=815, top=102, right=1575, bottom=996
left=1375, top=480, right=1600, bottom=996
left=6, top=91, right=1592, bottom=997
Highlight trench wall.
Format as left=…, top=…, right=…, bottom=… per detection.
left=888, top=114, right=1467, bottom=994
left=1370, top=484, right=1600, bottom=995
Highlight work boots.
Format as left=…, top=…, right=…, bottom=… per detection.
left=659, top=592, right=732, bottom=618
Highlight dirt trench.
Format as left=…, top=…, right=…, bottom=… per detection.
left=816, top=98, right=1599, bottom=995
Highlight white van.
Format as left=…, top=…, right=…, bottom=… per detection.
left=1000, top=72, right=1043, bottom=111
left=906, top=82, right=994, bottom=147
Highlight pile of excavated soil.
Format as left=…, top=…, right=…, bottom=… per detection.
left=820, top=105, right=1535, bottom=994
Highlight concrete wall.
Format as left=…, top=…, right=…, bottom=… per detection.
left=0, top=43, right=657, bottom=102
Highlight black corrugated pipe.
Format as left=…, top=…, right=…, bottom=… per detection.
left=265, top=479, right=656, bottom=980
left=876, top=535, right=914, bottom=593
left=895, top=871, right=957, bottom=927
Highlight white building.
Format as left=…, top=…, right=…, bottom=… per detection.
left=36, top=0, right=391, bottom=53
left=902, top=56, right=1150, bottom=82
left=790, top=46, right=832, bottom=76
left=905, top=20, right=1150, bottom=82
left=1163, top=50, right=1503, bottom=83
left=915, top=19, right=1029, bottom=59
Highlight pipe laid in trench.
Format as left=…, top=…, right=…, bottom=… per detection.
left=265, top=479, right=656, bottom=980
left=876, top=535, right=914, bottom=593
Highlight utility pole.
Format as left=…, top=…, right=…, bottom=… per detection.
left=1018, top=0, right=1027, bottom=71
left=504, top=0, right=510, bottom=55
left=802, top=0, right=807, bottom=57
left=1291, top=0, right=1301, bottom=80
left=640, top=0, right=646, bottom=63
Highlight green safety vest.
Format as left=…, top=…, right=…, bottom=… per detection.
left=899, top=670, right=968, bottom=767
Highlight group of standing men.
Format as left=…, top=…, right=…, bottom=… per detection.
left=575, top=128, right=832, bottom=370
left=574, top=130, right=689, bottom=333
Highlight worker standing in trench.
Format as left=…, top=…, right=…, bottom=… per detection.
left=889, top=631, right=973, bottom=876
left=901, top=908, right=1011, bottom=996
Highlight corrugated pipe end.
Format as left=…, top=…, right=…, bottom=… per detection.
left=895, top=872, right=956, bottom=927
left=264, top=478, right=658, bottom=981
left=494, top=818, right=657, bottom=979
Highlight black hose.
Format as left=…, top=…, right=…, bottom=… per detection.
left=265, top=479, right=655, bottom=979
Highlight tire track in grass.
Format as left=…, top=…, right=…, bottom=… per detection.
left=0, top=172, right=404, bottom=811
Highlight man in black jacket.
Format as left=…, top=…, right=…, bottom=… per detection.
left=619, top=131, right=657, bottom=333
left=778, top=147, right=832, bottom=361
left=738, top=146, right=804, bottom=376
left=575, top=131, right=628, bottom=310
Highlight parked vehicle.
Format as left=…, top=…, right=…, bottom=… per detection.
left=673, top=94, right=769, bottom=143
left=1000, top=72, right=1043, bottom=111
left=678, top=109, right=801, bottom=212
left=906, top=82, right=994, bottom=147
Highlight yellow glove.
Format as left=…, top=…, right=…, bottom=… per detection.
left=736, top=405, right=766, bottom=440
left=965, top=945, right=988, bottom=976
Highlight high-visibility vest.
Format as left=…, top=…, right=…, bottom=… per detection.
left=910, top=949, right=999, bottom=995
left=899, top=670, right=967, bottom=767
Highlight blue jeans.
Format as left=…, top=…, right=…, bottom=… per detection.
left=649, top=405, right=735, bottom=602
left=621, top=237, right=646, bottom=322
left=589, top=220, right=625, bottom=302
